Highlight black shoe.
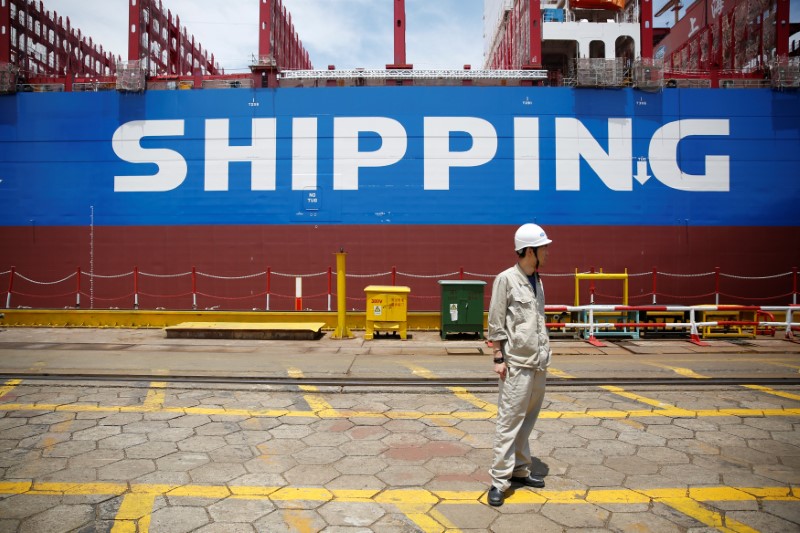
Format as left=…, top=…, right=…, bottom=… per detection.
left=510, top=474, right=545, bottom=488
left=488, top=486, right=504, bottom=506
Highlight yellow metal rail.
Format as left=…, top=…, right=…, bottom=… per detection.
left=0, top=309, right=445, bottom=331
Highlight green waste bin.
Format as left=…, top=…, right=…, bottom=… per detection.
left=438, top=280, right=487, bottom=340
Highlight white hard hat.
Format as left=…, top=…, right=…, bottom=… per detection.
left=514, top=223, right=552, bottom=251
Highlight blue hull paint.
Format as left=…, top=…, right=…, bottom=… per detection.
left=1, top=87, right=798, bottom=228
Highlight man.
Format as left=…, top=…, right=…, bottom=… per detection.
left=486, top=223, right=552, bottom=507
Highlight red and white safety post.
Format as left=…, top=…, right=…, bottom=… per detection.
left=295, top=277, right=302, bottom=311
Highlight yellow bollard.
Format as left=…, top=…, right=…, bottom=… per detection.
left=331, top=250, right=353, bottom=339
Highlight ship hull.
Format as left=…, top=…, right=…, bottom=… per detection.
left=1, top=86, right=798, bottom=309
left=2, top=224, right=797, bottom=310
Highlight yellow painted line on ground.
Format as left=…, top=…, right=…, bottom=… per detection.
left=448, top=387, right=497, bottom=415
left=0, top=379, right=21, bottom=399
left=142, top=382, right=166, bottom=410
left=405, top=363, right=496, bottom=415
left=0, top=481, right=797, bottom=533
left=288, top=367, right=318, bottom=392
left=288, top=367, right=335, bottom=413
left=111, top=493, right=155, bottom=533
left=741, top=384, right=800, bottom=402
left=600, top=386, right=697, bottom=416
left=651, top=497, right=757, bottom=533
left=2, top=483, right=796, bottom=504
left=644, top=362, right=711, bottom=379
left=1, top=401, right=800, bottom=421
left=547, top=368, right=576, bottom=379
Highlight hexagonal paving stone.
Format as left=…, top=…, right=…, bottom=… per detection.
left=540, top=502, right=610, bottom=528
left=156, top=451, right=210, bottom=472
left=325, top=474, right=386, bottom=491
left=18, top=504, right=93, bottom=533
left=270, top=425, right=314, bottom=440
left=196, top=421, right=240, bottom=436
left=492, top=511, right=561, bottom=532
left=433, top=501, right=497, bottom=530
left=6, top=457, right=67, bottom=478
left=566, top=464, right=625, bottom=487
left=169, top=415, right=212, bottom=428
left=97, top=459, right=155, bottom=480
left=377, top=465, right=434, bottom=486
left=98, top=433, right=148, bottom=450
left=318, top=500, right=385, bottom=527
left=608, top=510, right=683, bottom=532
left=177, top=435, right=227, bottom=453
left=254, top=509, right=326, bottom=531
left=636, top=446, right=691, bottom=464
left=333, top=456, right=387, bottom=475
left=149, top=505, right=210, bottom=533
left=0, top=494, right=61, bottom=519
left=126, top=441, right=178, bottom=459
left=41, top=440, right=96, bottom=458
left=311, top=419, right=354, bottom=434
left=244, top=453, right=297, bottom=474
left=292, top=446, right=344, bottom=465
left=258, top=438, right=306, bottom=456
left=338, top=440, right=388, bottom=457
left=189, top=462, right=247, bottom=483
left=72, top=425, right=120, bottom=442
left=604, top=455, right=659, bottom=476
left=283, top=464, right=340, bottom=486
left=346, top=426, right=389, bottom=441
left=207, top=497, right=274, bottom=522
left=208, top=444, right=256, bottom=463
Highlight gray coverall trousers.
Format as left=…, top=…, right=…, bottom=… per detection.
left=490, top=365, right=546, bottom=491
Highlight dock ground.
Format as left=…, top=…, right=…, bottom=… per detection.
left=0, top=327, right=798, bottom=532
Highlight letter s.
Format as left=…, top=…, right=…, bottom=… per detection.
left=112, top=120, right=187, bottom=192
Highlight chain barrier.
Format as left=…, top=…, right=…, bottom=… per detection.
left=83, top=271, right=134, bottom=279
left=341, top=272, right=392, bottom=278
left=138, top=291, right=193, bottom=298
left=197, top=271, right=266, bottom=280
left=15, top=272, right=76, bottom=285
left=720, top=272, right=792, bottom=280
left=462, top=271, right=495, bottom=278
left=658, top=271, right=716, bottom=278
left=12, top=290, right=76, bottom=298
left=271, top=270, right=328, bottom=278
left=655, top=291, right=717, bottom=300
left=719, top=291, right=794, bottom=301
left=2, top=268, right=797, bottom=310
left=397, top=271, right=460, bottom=279
left=139, top=271, right=191, bottom=278
left=543, top=271, right=584, bottom=277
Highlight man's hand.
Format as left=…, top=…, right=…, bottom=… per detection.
left=494, top=361, right=507, bottom=381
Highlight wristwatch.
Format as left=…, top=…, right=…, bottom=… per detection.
left=493, top=356, right=505, bottom=364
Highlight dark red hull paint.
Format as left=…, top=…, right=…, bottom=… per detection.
left=2, top=225, right=798, bottom=310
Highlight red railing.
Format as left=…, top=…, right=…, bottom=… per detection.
left=2, top=266, right=797, bottom=312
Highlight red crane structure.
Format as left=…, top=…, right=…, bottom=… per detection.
left=1, top=0, right=794, bottom=92
left=127, top=0, right=221, bottom=77
left=0, top=0, right=120, bottom=89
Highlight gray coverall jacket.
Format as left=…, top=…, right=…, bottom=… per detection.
left=487, top=263, right=552, bottom=369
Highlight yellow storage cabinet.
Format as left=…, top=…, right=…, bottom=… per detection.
left=364, top=285, right=411, bottom=340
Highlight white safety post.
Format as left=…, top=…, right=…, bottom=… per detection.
left=295, top=277, right=302, bottom=311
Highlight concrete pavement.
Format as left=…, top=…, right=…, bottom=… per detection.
left=0, top=328, right=798, bottom=531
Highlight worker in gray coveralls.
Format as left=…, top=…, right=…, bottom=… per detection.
left=486, top=223, right=552, bottom=507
